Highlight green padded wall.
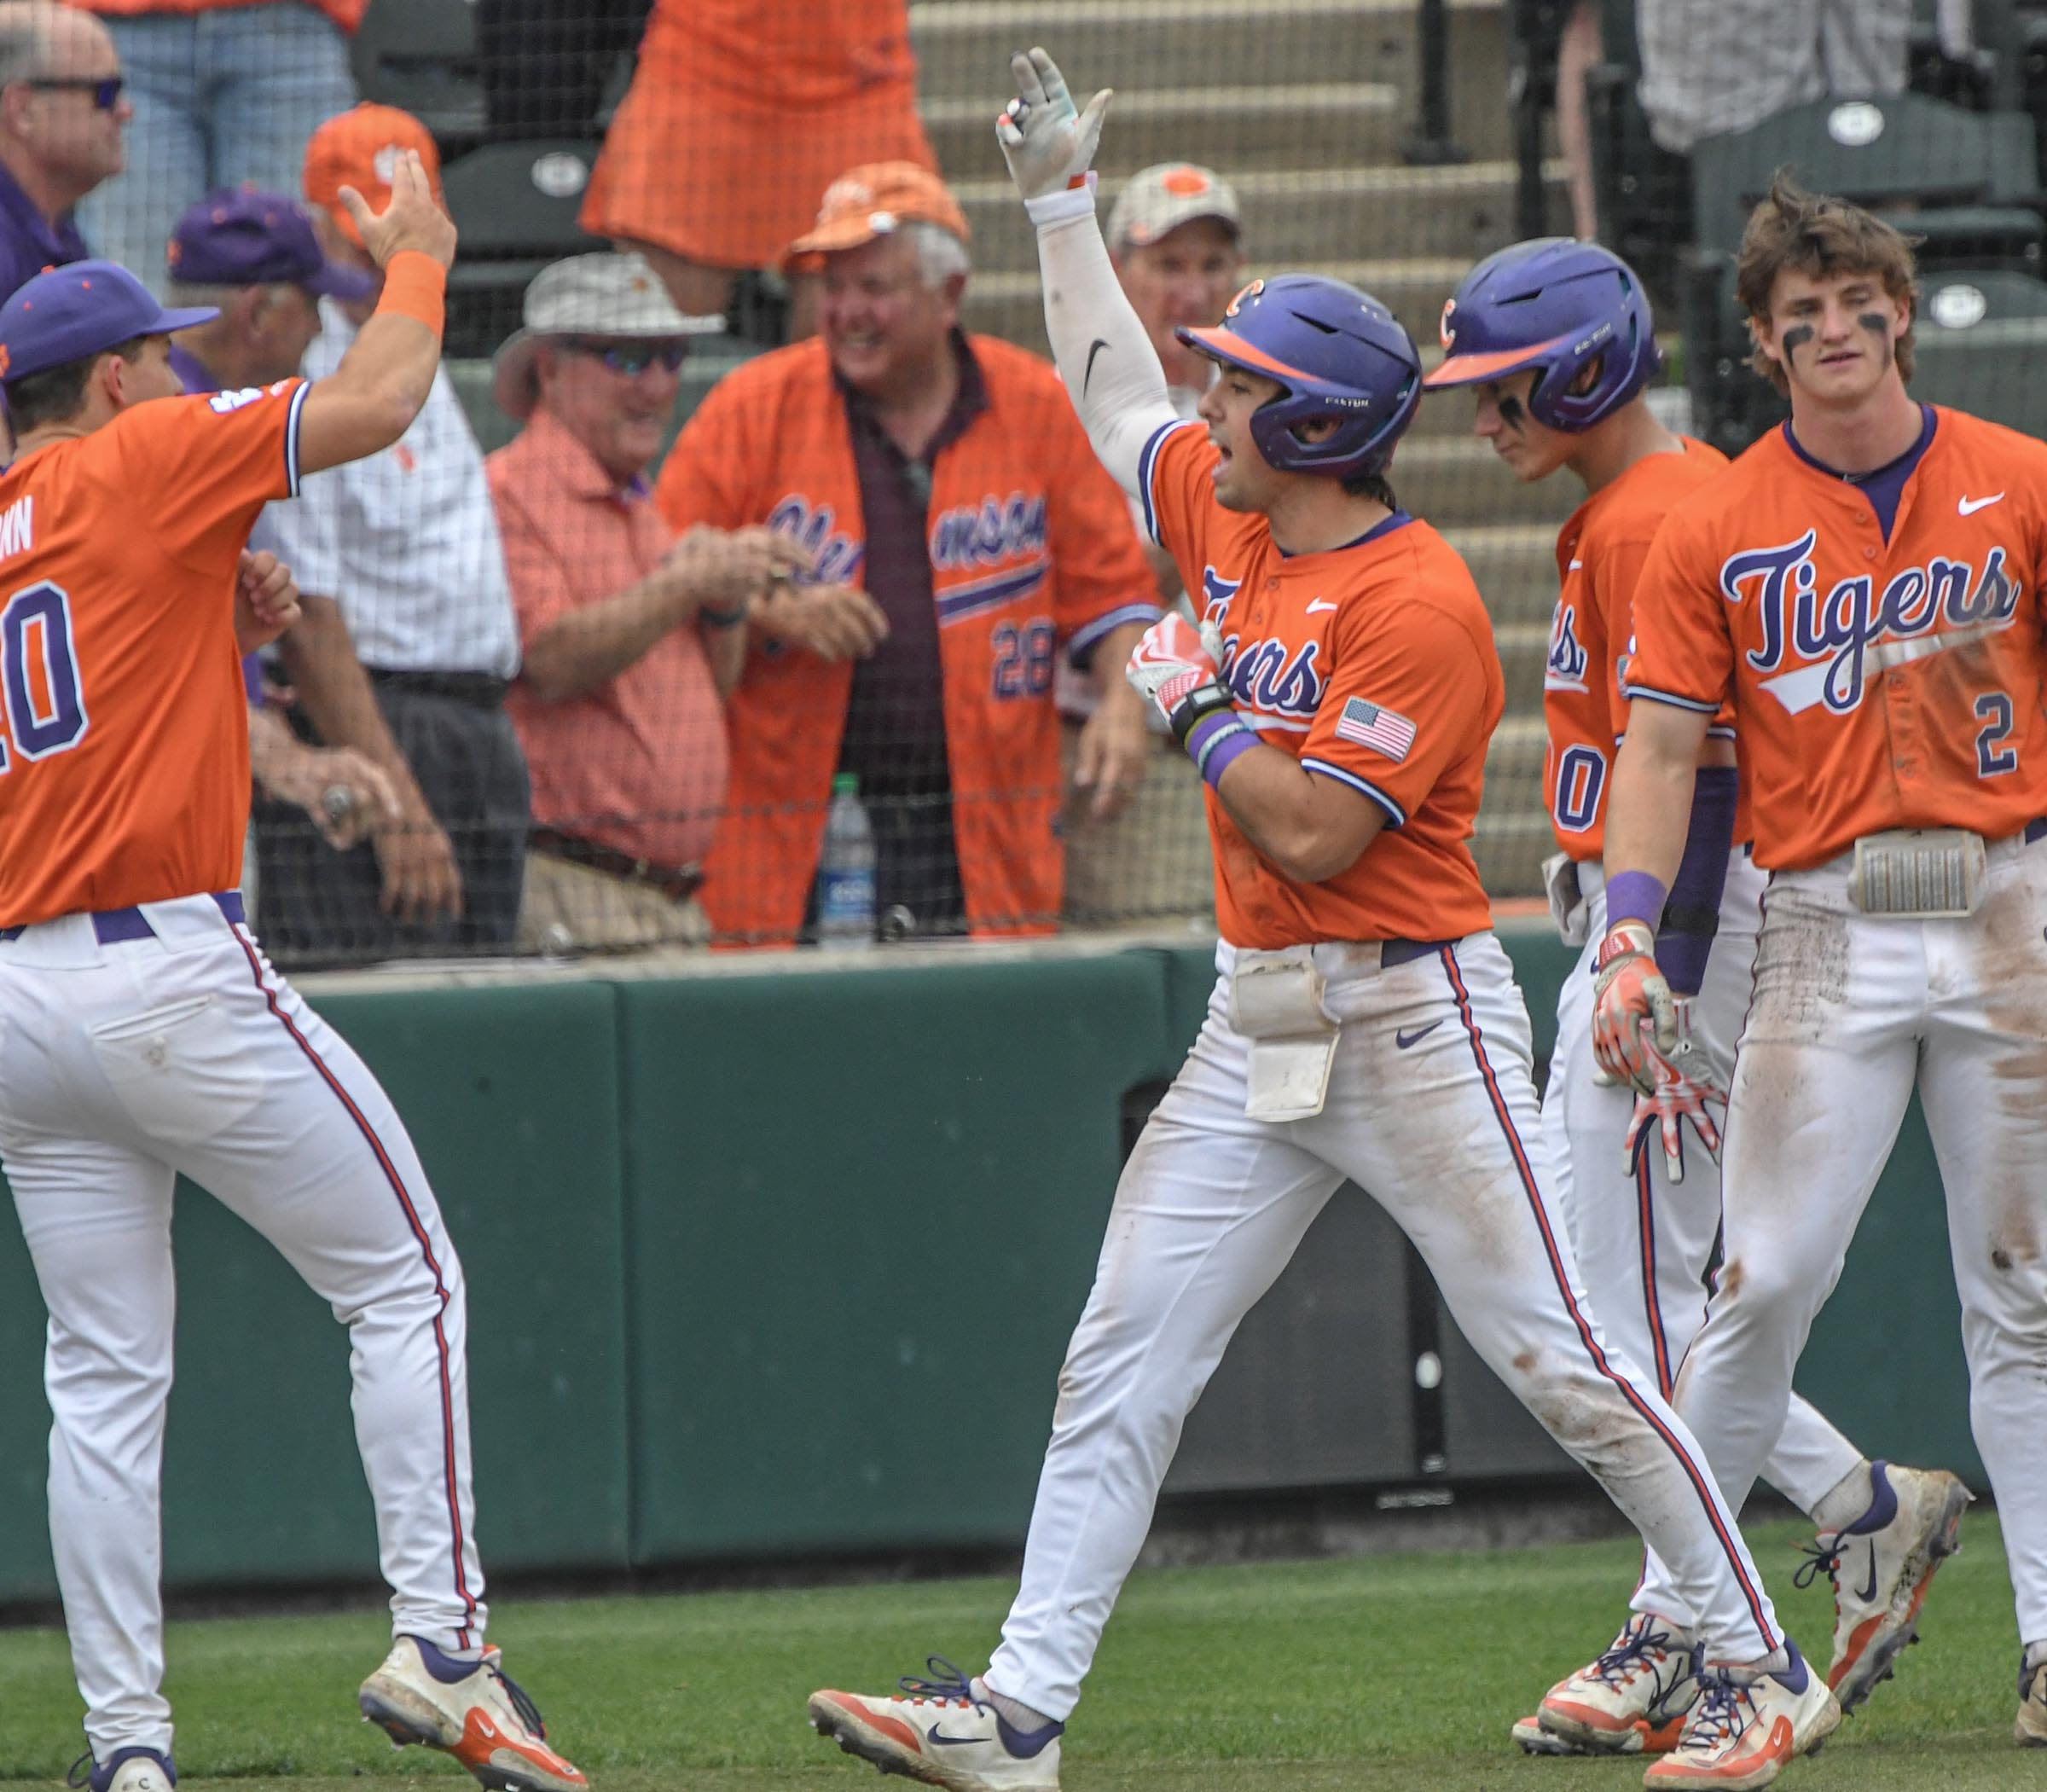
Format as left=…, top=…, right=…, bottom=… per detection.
left=617, top=953, right=1180, bottom=1563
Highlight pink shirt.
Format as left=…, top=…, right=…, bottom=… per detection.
left=491, top=409, right=728, bottom=873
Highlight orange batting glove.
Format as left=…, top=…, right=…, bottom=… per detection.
left=1591, top=919, right=1679, bottom=1091
left=1622, top=998, right=1725, bottom=1184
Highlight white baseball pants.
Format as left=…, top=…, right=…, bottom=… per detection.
left=987, top=931, right=1783, bottom=1721
left=1548, top=855, right=1864, bottom=1631
left=0, top=893, right=486, bottom=1761
left=1667, top=832, right=2047, bottom=1646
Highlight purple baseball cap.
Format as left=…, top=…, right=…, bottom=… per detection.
left=0, top=261, right=217, bottom=384
left=167, top=188, right=376, bottom=301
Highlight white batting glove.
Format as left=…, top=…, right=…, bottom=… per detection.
left=997, top=48, right=1112, bottom=212
left=1621, top=998, right=1726, bottom=1184
left=1125, top=612, right=1226, bottom=731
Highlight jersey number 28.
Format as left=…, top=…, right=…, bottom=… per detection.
left=0, top=582, right=89, bottom=773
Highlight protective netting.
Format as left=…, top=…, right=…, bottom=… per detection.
left=26, top=0, right=2044, bottom=960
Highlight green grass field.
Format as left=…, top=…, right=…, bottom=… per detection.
left=0, top=1514, right=2031, bottom=1790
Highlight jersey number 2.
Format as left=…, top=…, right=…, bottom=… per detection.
left=1975, top=692, right=2017, bottom=778
left=0, top=582, right=89, bottom=774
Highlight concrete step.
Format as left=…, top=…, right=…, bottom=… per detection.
left=912, top=0, right=1507, bottom=130
left=1494, top=619, right=1552, bottom=714
left=1389, top=437, right=1575, bottom=529
left=959, top=158, right=1568, bottom=276
left=1475, top=716, right=1551, bottom=896
left=1442, top=522, right=1562, bottom=628
left=922, top=81, right=1409, bottom=183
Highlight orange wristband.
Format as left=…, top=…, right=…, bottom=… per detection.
left=377, top=250, right=446, bottom=335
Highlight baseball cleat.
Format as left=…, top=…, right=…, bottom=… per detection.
left=1791, top=1460, right=1971, bottom=1712
left=808, top=1656, right=1063, bottom=1791
left=67, top=1748, right=176, bottom=1792
left=358, top=1636, right=586, bottom=1792
left=1534, top=1612, right=1700, bottom=1754
left=1644, top=1642, right=1839, bottom=1789
left=1512, top=1713, right=1589, bottom=1755
left=2018, top=1648, right=2047, bottom=1747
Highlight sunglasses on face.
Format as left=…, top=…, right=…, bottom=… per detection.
left=25, top=74, right=125, bottom=110
left=560, top=338, right=688, bottom=376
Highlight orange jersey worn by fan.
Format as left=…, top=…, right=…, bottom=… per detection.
left=1625, top=406, right=2047, bottom=868
left=1139, top=419, right=1501, bottom=947
left=1547, top=437, right=1732, bottom=861
left=0, top=373, right=306, bottom=927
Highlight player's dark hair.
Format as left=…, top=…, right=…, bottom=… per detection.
left=1736, top=171, right=1922, bottom=395
left=4, top=335, right=149, bottom=434
left=1340, top=469, right=1398, bottom=507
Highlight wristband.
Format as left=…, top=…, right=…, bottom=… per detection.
left=699, top=602, right=747, bottom=629
left=1185, top=710, right=1255, bottom=787
left=377, top=250, right=446, bottom=335
left=1603, top=869, right=1668, bottom=936
left=1024, top=171, right=1099, bottom=229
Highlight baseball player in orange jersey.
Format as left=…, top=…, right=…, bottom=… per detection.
left=1598, top=173, right=2047, bottom=1754
left=803, top=51, right=1836, bottom=1792
left=0, top=157, right=583, bottom=1792
left=1424, top=238, right=1969, bottom=1761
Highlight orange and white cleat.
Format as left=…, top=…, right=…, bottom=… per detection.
left=1792, top=1460, right=1971, bottom=1712
left=1644, top=1642, right=1839, bottom=1789
left=809, top=1656, right=1063, bottom=1791
left=1534, top=1612, right=1700, bottom=1754
left=359, top=1636, right=587, bottom=1792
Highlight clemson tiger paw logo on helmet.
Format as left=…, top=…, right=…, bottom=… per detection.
left=1439, top=296, right=1458, bottom=350
left=1225, top=277, right=1265, bottom=318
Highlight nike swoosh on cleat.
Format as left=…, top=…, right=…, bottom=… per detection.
left=1858, top=1541, right=1880, bottom=1604
left=925, top=1727, right=982, bottom=1747
left=1395, top=1019, right=1445, bottom=1049
left=1083, top=338, right=1111, bottom=394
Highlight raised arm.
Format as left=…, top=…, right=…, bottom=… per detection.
left=296, top=151, right=459, bottom=477
left=999, top=49, right=1181, bottom=500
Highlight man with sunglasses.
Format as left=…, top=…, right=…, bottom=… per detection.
left=490, top=252, right=804, bottom=950
left=252, top=103, right=529, bottom=962
left=0, top=3, right=130, bottom=302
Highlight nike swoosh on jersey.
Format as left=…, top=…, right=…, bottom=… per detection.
left=1083, top=338, right=1111, bottom=394
left=1307, top=598, right=1339, bottom=613
left=1958, top=492, right=2004, bottom=514
left=1568, top=559, right=1584, bottom=571
left=1395, top=1019, right=1445, bottom=1049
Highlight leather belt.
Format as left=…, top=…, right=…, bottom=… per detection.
left=1, top=891, right=245, bottom=942
left=364, top=668, right=510, bottom=707
left=530, top=829, right=703, bottom=902
left=1379, top=937, right=1456, bottom=968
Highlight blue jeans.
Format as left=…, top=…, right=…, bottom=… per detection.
left=79, top=2, right=357, bottom=293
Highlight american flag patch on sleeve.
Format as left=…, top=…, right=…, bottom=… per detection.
left=1334, top=696, right=1417, bottom=762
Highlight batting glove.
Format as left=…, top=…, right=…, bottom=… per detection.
left=1126, top=612, right=1231, bottom=738
left=1622, top=998, right=1725, bottom=1184
left=998, top=48, right=1112, bottom=213
left=1591, top=919, right=1679, bottom=1091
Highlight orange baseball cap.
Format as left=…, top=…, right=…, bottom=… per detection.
left=303, top=103, right=444, bottom=247
left=782, top=162, right=970, bottom=274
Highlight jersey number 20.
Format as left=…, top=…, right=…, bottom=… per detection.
left=0, top=582, right=89, bottom=774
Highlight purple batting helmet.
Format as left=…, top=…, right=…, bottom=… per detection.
left=1423, top=238, right=1662, bottom=431
left=1176, top=274, right=1422, bottom=479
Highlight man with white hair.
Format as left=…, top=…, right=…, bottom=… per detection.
left=655, top=161, right=1161, bottom=946
left=0, top=1, right=128, bottom=299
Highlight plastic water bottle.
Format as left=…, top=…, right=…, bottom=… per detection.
left=817, top=773, right=876, bottom=948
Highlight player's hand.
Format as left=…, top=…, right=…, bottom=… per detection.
left=340, top=148, right=457, bottom=271
left=1622, top=998, right=1726, bottom=1184
left=1124, top=612, right=1226, bottom=731
left=997, top=48, right=1112, bottom=204
left=373, top=810, right=465, bottom=923
left=1591, top=919, right=1679, bottom=1090
left=1071, top=683, right=1150, bottom=822
left=752, top=582, right=890, bottom=662
left=666, top=525, right=814, bottom=616
left=268, top=745, right=403, bottom=850
left=235, top=548, right=301, bottom=652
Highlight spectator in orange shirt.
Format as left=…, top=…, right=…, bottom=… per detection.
left=657, top=163, right=1161, bottom=947
left=581, top=0, right=935, bottom=334
left=490, top=252, right=806, bottom=951
left=67, top=0, right=358, bottom=294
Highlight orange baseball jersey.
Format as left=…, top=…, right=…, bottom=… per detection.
left=0, top=379, right=308, bottom=926
left=1546, top=437, right=1731, bottom=861
left=656, top=335, right=1158, bottom=946
left=1626, top=407, right=2047, bottom=872
left=1139, top=420, right=1504, bottom=948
